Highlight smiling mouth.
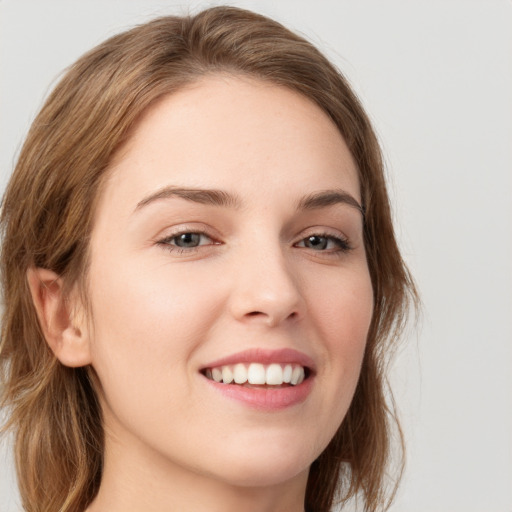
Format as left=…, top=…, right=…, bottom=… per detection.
left=202, top=363, right=310, bottom=387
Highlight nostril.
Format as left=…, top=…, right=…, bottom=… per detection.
left=244, top=310, right=299, bottom=322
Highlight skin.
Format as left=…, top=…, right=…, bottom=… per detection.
left=32, top=75, right=374, bottom=512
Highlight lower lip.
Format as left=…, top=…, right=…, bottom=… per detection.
left=203, top=375, right=314, bottom=411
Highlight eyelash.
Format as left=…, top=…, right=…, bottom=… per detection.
left=156, top=230, right=352, bottom=256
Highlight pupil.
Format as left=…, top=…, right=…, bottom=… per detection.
left=176, top=233, right=200, bottom=247
left=306, top=236, right=327, bottom=250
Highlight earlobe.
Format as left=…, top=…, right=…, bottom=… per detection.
left=27, top=267, right=92, bottom=367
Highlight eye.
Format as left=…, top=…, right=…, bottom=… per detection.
left=158, top=231, right=214, bottom=250
left=295, top=234, right=351, bottom=253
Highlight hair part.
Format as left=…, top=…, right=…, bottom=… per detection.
left=1, top=6, right=418, bottom=512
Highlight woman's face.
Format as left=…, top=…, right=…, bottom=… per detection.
left=85, top=75, right=373, bottom=490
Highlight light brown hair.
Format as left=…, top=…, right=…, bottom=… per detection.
left=0, top=6, right=417, bottom=512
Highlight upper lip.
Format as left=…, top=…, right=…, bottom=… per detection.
left=201, top=348, right=316, bottom=372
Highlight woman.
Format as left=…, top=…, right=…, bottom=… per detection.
left=0, top=6, right=417, bottom=512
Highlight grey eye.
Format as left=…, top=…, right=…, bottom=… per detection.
left=303, top=235, right=329, bottom=250
left=173, top=233, right=203, bottom=248
left=158, top=231, right=215, bottom=253
left=296, top=234, right=351, bottom=253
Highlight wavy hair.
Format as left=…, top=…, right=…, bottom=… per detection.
left=0, top=6, right=417, bottom=512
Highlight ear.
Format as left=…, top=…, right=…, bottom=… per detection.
left=27, top=267, right=92, bottom=367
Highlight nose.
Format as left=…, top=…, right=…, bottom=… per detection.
left=228, top=243, right=304, bottom=327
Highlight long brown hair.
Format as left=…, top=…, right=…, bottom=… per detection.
left=0, top=6, right=417, bottom=512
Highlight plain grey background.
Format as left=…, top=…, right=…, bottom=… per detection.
left=1, top=1, right=511, bottom=511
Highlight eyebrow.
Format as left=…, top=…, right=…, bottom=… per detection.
left=134, top=186, right=242, bottom=211
left=134, top=186, right=363, bottom=216
left=297, top=189, right=364, bottom=216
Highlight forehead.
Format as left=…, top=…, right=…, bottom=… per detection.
left=101, top=75, right=360, bottom=212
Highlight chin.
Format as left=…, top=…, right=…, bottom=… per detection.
left=215, top=459, right=310, bottom=489
left=203, top=435, right=317, bottom=488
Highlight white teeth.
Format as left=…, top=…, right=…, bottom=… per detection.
left=221, top=365, right=234, bottom=384
left=212, top=367, right=223, bottom=383
left=205, top=363, right=307, bottom=386
left=233, top=363, right=248, bottom=384
left=283, top=364, right=293, bottom=383
left=247, top=363, right=266, bottom=384
left=266, top=364, right=283, bottom=385
left=290, top=366, right=305, bottom=386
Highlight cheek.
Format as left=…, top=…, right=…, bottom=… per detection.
left=85, top=259, right=231, bottom=452
left=307, top=263, right=373, bottom=383
left=86, top=258, right=223, bottom=390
